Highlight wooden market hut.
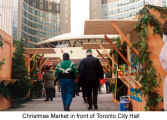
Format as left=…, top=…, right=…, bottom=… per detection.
left=0, top=29, right=13, bottom=110
left=84, top=19, right=145, bottom=110
left=84, top=17, right=165, bottom=111
left=24, top=48, right=57, bottom=75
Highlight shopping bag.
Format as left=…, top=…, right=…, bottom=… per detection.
left=99, top=78, right=106, bottom=85
left=101, top=84, right=106, bottom=94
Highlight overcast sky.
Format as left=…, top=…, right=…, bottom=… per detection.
left=71, top=0, right=89, bottom=34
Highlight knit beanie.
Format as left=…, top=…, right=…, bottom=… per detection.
left=86, top=49, right=92, bottom=56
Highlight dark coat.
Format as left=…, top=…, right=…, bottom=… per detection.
left=43, top=70, right=55, bottom=88
left=79, top=55, right=104, bottom=87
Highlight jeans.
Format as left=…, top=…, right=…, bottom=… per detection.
left=59, top=79, right=74, bottom=109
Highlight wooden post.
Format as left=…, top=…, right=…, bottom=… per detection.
left=112, top=54, right=116, bottom=77
left=24, top=54, right=31, bottom=76
left=127, top=34, right=132, bottom=73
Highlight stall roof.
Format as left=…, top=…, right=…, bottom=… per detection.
left=84, top=19, right=138, bottom=35
left=36, top=33, right=119, bottom=45
left=36, top=20, right=138, bottom=46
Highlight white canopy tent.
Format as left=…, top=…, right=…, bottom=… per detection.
left=44, top=47, right=110, bottom=60
left=36, top=33, right=119, bottom=45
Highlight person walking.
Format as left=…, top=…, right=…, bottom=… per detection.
left=43, top=66, right=55, bottom=101
left=56, top=53, right=78, bottom=111
left=79, top=49, right=104, bottom=110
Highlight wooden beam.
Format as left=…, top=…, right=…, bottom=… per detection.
left=127, top=34, right=132, bottom=73
left=99, top=44, right=116, bottom=66
left=102, top=65, right=110, bottom=73
left=96, top=49, right=111, bottom=72
left=96, top=49, right=113, bottom=71
left=30, top=50, right=39, bottom=73
left=83, top=43, right=112, bottom=49
left=104, top=35, right=131, bottom=66
left=96, top=49, right=106, bottom=60
left=111, top=22, right=139, bottom=55
left=40, top=58, right=49, bottom=71
left=25, top=48, right=56, bottom=54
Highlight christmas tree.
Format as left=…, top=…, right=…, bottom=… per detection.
left=12, top=40, right=27, bottom=79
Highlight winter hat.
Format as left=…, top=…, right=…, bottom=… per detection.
left=86, top=49, right=92, bottom=55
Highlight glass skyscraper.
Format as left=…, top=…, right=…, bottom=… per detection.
left=101, top=0, right=145, bottom=19
left=162, top=0, right=167, bottom=7
left=21, top=0, right=61, bottom=42
left=0, top=0, right=14, bottom=36
left=101, top=0, right=167, bottom=20
left=13, top=0, right=18, bottom=40
left=145, top=0, right=162, bottom=6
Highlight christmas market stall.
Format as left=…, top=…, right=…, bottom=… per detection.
left=0, top=29, right=13, bottom=110
left=84, top=5, right=167, bottom=110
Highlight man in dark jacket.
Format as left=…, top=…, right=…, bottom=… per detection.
left=79, top=49, right=104, bottom=110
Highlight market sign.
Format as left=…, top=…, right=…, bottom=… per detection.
left=130, top=88, right=142, bottom=102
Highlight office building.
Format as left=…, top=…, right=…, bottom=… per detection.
left=145, top=0, right=163, bottom=6
left=13, top=0, right=19, bottom=40
left=98, top=0, right=166, bottom=20
left=90, top=0, right=102, bottom=19
left=101, top=0, right=145, bottom=19
left=18, top=0, right=70, bottom=42
left=0, top=0, right=14, bottom=36
left=162, top=0, right=167, bottom=7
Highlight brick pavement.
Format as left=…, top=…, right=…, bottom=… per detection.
left=9, top=92, right=120, bottom=111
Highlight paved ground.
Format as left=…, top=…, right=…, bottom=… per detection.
left=9, top=92, right=120, bottom=111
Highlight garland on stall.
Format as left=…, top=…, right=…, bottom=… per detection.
left=136, top=7, right=163, bottom=39
left=109, top=37, right=121, bottom=61
left=0, top=59, right=5, bottom=69
left=0, top=82, right=9, bottom=98
left=110, top=37, right=127, bottom=72
left=147, top=5, right=167, bottom=18
left=134, top=6, right=166, bottom=110
left=0, top=34, right=3, bottom=47
left=0, top=37, right=4, bottom=69
left=0, top=40, right=3, bottom=47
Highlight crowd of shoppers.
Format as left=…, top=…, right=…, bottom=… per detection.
left=41, top=49, right=106, bottom=111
